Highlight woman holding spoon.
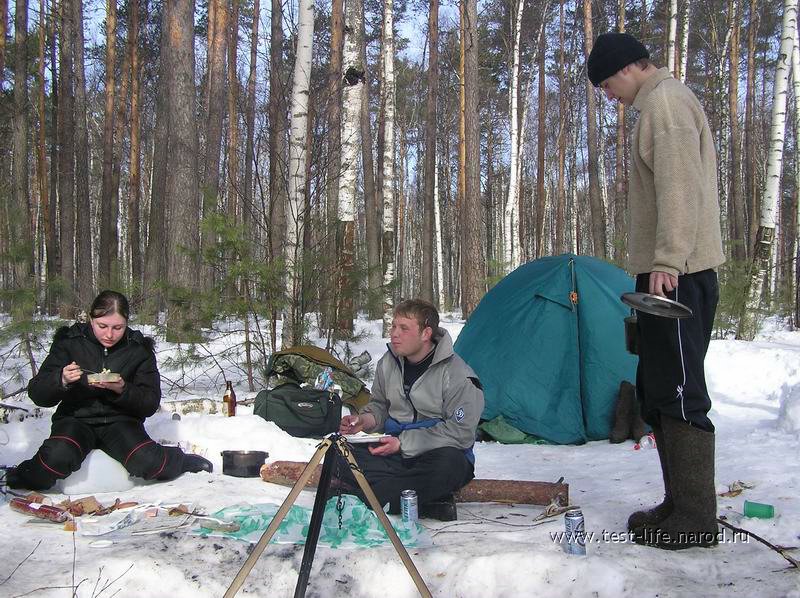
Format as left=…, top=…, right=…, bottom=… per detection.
left=7, top=290, right=212, bottom=490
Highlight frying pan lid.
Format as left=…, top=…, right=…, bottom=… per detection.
left=621, top=292, right=693, bottom=319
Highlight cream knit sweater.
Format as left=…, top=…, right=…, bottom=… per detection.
left=627, top=68, right=725, bottom=277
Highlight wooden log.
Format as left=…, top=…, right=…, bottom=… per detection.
left=260, top=461, right=568, bottom=506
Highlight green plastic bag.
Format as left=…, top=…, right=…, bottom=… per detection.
left=193, top=495, right=430, bottom=549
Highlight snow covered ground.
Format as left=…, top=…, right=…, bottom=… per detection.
left=0, top=315, right=798, bottom=598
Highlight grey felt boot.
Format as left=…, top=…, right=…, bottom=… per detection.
left=627, top=425, right=672, bottom=530
left=610, top=382, right=635, bottom=443
left=634, top=417, right=718, bottom=550
left=630, top=398, right=648, bottom=443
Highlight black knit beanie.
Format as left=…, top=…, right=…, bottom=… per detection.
left=587, top=33, right=649, bottom=87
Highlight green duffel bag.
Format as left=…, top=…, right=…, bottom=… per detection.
left=253, top=382, right=342, bottom=438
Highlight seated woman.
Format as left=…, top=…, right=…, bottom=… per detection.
left=7, top=290, right=212, bottom=490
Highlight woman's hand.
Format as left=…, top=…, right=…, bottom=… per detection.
left=61, top=362, right=82, bottom=387
left=90, top=378, right=126, bottom=395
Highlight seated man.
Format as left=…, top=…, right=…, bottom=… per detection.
left=336, top=299, right=483, bottom=519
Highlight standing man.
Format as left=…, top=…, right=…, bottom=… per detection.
left=588, top=33, right=725, bottom=550
left=336, top=299, right=483, bottom=520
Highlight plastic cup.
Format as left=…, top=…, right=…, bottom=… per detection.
left=743, top=500, right=774, bottom=519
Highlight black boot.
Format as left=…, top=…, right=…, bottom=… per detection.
left=183, top=454, right=213, bottom=473
left=634, top=417, right=717, bottom=550
left=420, top=494, right=458, bottom=521
left=627, top=425, right=672, bottom=530
left=609, top=381, right=635, bottom=443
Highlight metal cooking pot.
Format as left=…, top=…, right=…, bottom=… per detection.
left=220, top=450, right=269, bottom=477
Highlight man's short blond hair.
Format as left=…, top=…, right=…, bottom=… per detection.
left=394, top=299, right=439, bottom=332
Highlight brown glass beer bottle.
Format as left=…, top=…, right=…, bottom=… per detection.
left=223, top=381, right=237, bottom=417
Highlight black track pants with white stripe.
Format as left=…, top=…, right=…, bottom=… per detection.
left=634, top=269, right=718, bottom=433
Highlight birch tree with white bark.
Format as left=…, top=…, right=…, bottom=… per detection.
left=434, top=150, right=445, bottom=309
left=667, top=0, right=678, bottom=76
left=739, top=0, right=797, bottom=337
left=337, top=0, right=364, bottom=331
left=503, top=0, right=525, bottom=272
left=679, top=0, right=691, bottom=82
left=792, top=24, right=800, bottom=326
left=282, top=0, right=315, bottom=348
left=381, top=0, right=396, bottom=336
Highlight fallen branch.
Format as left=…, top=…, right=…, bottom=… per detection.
left=260, top=461, right=569, bottom=506
left=1, top=388, right=27, bottom=400
left=0, top=540, right=41, bottom=585
left=717, top=517, right=799, bottom=569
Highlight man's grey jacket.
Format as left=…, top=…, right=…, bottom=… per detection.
left=361, top=328, right=484, bottom=459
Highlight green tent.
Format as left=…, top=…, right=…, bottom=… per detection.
left=454, top=254, right=637, bottom=445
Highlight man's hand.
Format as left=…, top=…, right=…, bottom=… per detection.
left=368, top=435, right=400, bottom=456
left=339, top=412, right=376, bottom=435
left=648, top=271, right=678, bottom=297
left=340, top=415, right=363, bottom=434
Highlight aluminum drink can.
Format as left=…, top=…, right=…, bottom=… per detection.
left=400, top=490, right=418, bottom=527
left=564, top=507, right=586, bottom=555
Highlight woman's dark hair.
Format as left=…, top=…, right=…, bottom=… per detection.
left=89, top=290, right=130, bottom=321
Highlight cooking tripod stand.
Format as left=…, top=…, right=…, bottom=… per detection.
left=223, top=434, right=433, bottom=598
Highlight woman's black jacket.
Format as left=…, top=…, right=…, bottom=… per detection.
left=27, top=323, right=161, bottom=423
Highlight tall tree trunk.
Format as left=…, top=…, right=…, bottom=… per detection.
left=678, top=0, right=691, bottom=82
left=744, top=0, right=759, bottom=257
left=165, top=0, right=201, bottom=341
left=555, top=0, right=566, bottom=254
left=336, top=0, right=362, bottom=332
left=535, top=31, right=546, bottom=258
left=326, top=0, right=343, bottom=286
left=421, top=0, right=438, bottom=302
left=457, top=0, right=466, bottom=308
left=582, top=0, right=607, bottom=258
left=227, top=0, right=240, bottom=219
left=144, top=0, right=171, bottom=316
left=57, top=0, right=75, bottom=310
left=73, top=0, right=93, bottom=302
left=72, top=0, right=92, bottom=305
left=485, top=123, right=494, bottom=275
left=362, top=26, right=381, bottom=318
left=39, top=0, right=55, bottom=303
left=47, top=0, right=60, bottom=311
left=281, top=0, right=314, bottom=348
left=268, top=0, right=287, bottom=263
left=461, top=0, right=484, bottom=317
left=667, top=0, right=678, bottom=75
left=323, top=0, right=343, bottom=329
left=201, top=0, right=228, bottom=290
left=613, top=0, right=626, bottom=262
left=792, top=24, right=800, bottom=326
left=99, top=0, right=118, bottom=287
left=128, top=0, right=144, bottom=289
left=242, top=0, right=259, bottom=228
left=434, top=150, right=445, bottom=308
left=381, top=0, right=396, bottom=335
left=729, top=0, right=746, bottom=262
left=740, top=0, right=797, bottom=336
left=0, top=0, right=7, bottom=89
left=12, top=0, right=31, bottom=295
left=504, top=0, right=524, bottom=271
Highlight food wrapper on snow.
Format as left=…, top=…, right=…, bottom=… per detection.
left=88, top=369, right=122, bottom=383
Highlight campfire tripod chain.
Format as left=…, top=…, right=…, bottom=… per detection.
left=223, top=434, right=433, bottom=598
